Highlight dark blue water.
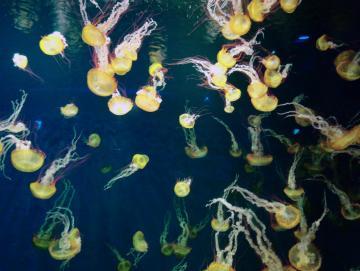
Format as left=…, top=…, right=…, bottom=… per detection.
left=0, top=0, right=359, bottom=270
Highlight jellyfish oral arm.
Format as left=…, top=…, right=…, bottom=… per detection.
left=228, top=63, right=260, bottom=83
left=249, top=127, right=264, bottom=155
left=287, top=149, right=303, bottom=190
left=104, top=163, right=139, bottom=190
left=97, top=0, right=130, bottom=34
left=207, top=0, right=228, bottom=26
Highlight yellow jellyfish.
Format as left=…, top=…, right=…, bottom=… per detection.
left=108, top=245, right=132, bottom=271
left=126, top=231, right=148, bottom=266
left=247, top=0, right=278, bottom=22
left=280, top=0, right=301, bottom=13
left=11, top=139, right=45, bottom=173
left=110, top=57, right=133, bottom=76
left=104, top=154, right=149, bottom=190
left=12, top=53, right=43, bottom=82
left=264, top=129, right=301, bottom=154
left=108, top=90, right=133, bottom=116
left=212, top=117, right=242, bottom=157
left=160, top=212, right=174, bottom=256
left=228, top=13, right=252, bottom=37
left=335, top=51, right=360, bottom=81
left=39, top=31, right=68, bottom=56
left=283, top=149, right=305, bottom=201
left=30, top=134, right=82, bottom=200
left=0, top=90, right=28, bottom=134
left=48, top=207, right=81, bottom=262
left=189, top=214, right=210, bottom=239
left=303, top=145, right=327, bottom=174
left=246, top=126, right=273, bottom=166
left=222, top=84, right=242, bottom=103
left=227, top=184, right=301, bottom=230
left=251, top=93, right=278, bottom=112
left=0, top=134, right=27, bottom=177
left=86, top=133, right=101, bottom=148
left=135, top=85, right=162, bottom=112
left=87, top=68, right=117, bottom=97
left=261, top=54, right=281, bottom=70
left=174, top=177, right=192, bottom=198
left=33, top=180, right=75, bottom=249
left=178, top=106, right=205, bottom=129
left=333, top=49, right=356, bottom=67
left=288, top=196, right=327, bottom=271
left=264, top=64, right=292, bottom=88
left=60, top=103, right=79, bottom=118
left=183, top=127, right=208, bottom=159
left=173, top=200, right=192, bottom=258
left=315, top=34, right=343, bottom=51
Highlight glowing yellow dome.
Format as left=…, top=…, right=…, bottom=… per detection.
left=111, top=57, right=133, bottom=76
left=246, top=153, right=273, bottom=166
left=135, top=86, right=161, bottom=112
left=217, top=48, right=236, bottom=69
left=11, top=148, right=45, bottom=173
left=60, top=103, right=79, bottom=118
left=86, top=133, right=101, bottom=148
left=264, top=69, right=283, bottom=88
left=132, top=154, right=149, bottom=169
left=288, top=243, right=322, bottom=271
left=247, top=81, right=268, bottom=98
left=221, top=22, right=240, bottom=40
left=247, top=0, right=265, bottom=22
left=179, top=113, right=196, bottom=129
left=81, top=24, right=106, bottom=47
left=32, top=232, right=52, bottom=250
left=275, top=205, right=301, bottom=229
left=13, top=53, right=28, bottom=69
left=123, top=49, right=138, bottom=61
left=39, top=32, right=67, bottom=56
left=211, top=218, right=230, bottom=232
left=334, top=50, right=355, bottom=67
left=174, top=179, right=191, bottom=197
left=87, top=68, right=117, bottom=97
left=132, top=231, right=148, bottom=253
left=149, top=62, right=163, bottom=76
left=211, top=63, right=228, bottom=88
left=117, top=260, right=132, bottom=271
left=316, top=35, right=331, bottom=51
left=283, top=186, right=304, bottom=201
left=224, top=84, right=241, bottom=101
left=49, top=228, right=81, bottom=260
left=173, top=243, right=192, bottom=258
left=224, top=104, right=235, bottom=113
left=206, top=262, right=235, bottom=271
left=108, top=95, right=133, bottom=116
left=326, top=124, right=360, bottom=150
left=262, top=55, right=281, bottom=70
left=280, top=0, right=300, bottom=13
left=229, top=13, right=251, bottom=36
left=29, top=182, right=57, bottom=200
left=185, top=146, right=208, bottom=159
left=251, top=94, right=278, bottom=112
left=336, top=60, right=360, bottom=81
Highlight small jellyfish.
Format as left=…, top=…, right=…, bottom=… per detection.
left=247, top=0, right=278, bottom=23
left=182, top=126, right=208, bottom=159
left=12, top=53, right=43, bottom=82
left=279, top=0, right=302, bottom=13
left=47, top=207, right=81, bottom=263
left=108, top=245, right=132, bottom=271
left=108, top=90, right=134, bottom=116
left=85, top=133, right=101, bottom=148
left=264, top=128, right=301, bottom=154
left=188, top=213, right=210, bottom=239
left=160, top=212, right=174, bottom=256
left=213, top=117, right=242, bottom=157
left=315, top=34, right=343, bottom=51
left=33, top=180, right=75, bottom=249
left=264, top=64, right=292, bottom=88
left=0, top=90, right=28, bottom=134
left=174, top=177, right=192, bottom=198
left=179, top=105, right=205, bottom=129
left=126, top=231, right=148, bottom=266
left=251, top=93, right=279, bottom=112
left=283, top=149, right=305, bottom=201
left=303, top=145, right=327, bottom=174
left=29, top=133, right=82, bottom=200
left=39, top=31, right=68, bottom=56
left=335, top=50, right=360, bottom=81
left=60, top=103, right=79, bottom=118
left=173, top=200, right=192, bottom=258
left=104, top=154, right=149, bottom=190
left=246, top=125, right=273, bottom=166
left=261, top=54, right=281, bottom=70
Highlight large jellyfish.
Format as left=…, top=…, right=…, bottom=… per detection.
left=226, top=183, right=301, bottom=230
left=108, top=90, right=134, bottom=116
left=127, top=231, right=149, bottom=266
left=315, top=34, right=343, bottom=51
left=288, top=196, right=327, bottom=271
left=39, top=31, right=68, bottom=57
left=112, top=19, right=157, bottom=76
left=212, top=116, right=242, bottom=157
left=33, top=180, right=75, bottom=249
left=104, top=154, right=149, bottom=190
left=335, top=50, right=360, bottom=81
left=264, top=129, right=301, bottom=154
left=12, top=53, right=43, bottom=82
left=174, top=177, right=192, bottom=198
left=135, top=84, right=163, bottom=113
left=247, top=125, right=273, bottom=166
left=47, top=207, right=81, bottom=264
left=108, top=245, right=132, bottom=271
left=207, top=0, right=252, bottom=40
left=283, top=149, right=304, bottom=201
left=29, top=133, right=83, bottom=200
left=0, top=90, right=28, bottom=134
left=173, top=200, right=192, bottom=258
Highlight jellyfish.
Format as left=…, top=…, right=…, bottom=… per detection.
left=149, top=61, right=168, bottom=91
left=29, top=133, right=82, bottom=200
left=303, top=145, right=327, bottom=173
left=247, top=0, right=278, bottom=23
left=261, top=54, right=281, bottom=70
left=126, top=231, right=148, bottom=266
left=264, top=129, right=301, bottom=154
left=79, top=0, right=129, bottom=47
left=283, top=149, right=305, bottom=201
left=179, top=105, right=206, bottom=129
left=207, top=0, right=252, bottom=40
left=251, top=93, right=279, bottom=112
left=60, top=103, right=79, bottom=118
left=33, top=180, right=75, bottom=249
left=176, top=57, right=228, bottom=89
left=279, top=0, right=302, bottom=13
left=0, top=90, right=28, bottom=134
left=227, top=184, right=301, bottom=230
left=171, top=260, right=188, bottom=271
left=246, top=126, right=273, bottom=166
left=335, top=50, right=360, bottom=81
left=47, top=207, right=81, bottom=263
left=248, top=113, right=269, bottom=128
left=173, top=200, right=192, bottom=258
left=314, top=176, right=360, bottom=220
left=189, top=213, right=211, bottom=240
left=87, top=66, right=117, bottom=97
left=85, top=133, right=101, bottom=148
left=212, top=117, right=242, bottom=157
left=160, top=212, right=174, bottom=256
left=279, top=102, right=360, bottom=151
left=104, top=154, right=149, bottom=190
left=174, top=177, right=192, bottom=198
left=12, top=53, right=43, bottom=82
left=263, top=63, right=292, bottom=88
left=108, top=245, right=132, bottom=271
left=315, top=34, right=343, bottom=51
left=334, top=49, right=356, bottom=67
left=135, top=85, right=162, bottom=112
left=183, top=127, right=208, bottom=159
left=217, top=28, right=264, bottom=68
left=108, top=90, right=134, bottom=116
left=39, top=31, right=68, bottom=56
left=111, top=19, right=157, bottom=76
left=288, top=196, right=327, bottom=271
left=222, top=84, right=242, bottom=108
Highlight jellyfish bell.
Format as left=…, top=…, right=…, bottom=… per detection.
left=60, top=103, right=79, bottom=118
left=283, top=186, right=305, bottom=201
left=280, top=0, right=300, bottom=13
left=87, top=68, right=117, bottom=97
left=161, top=243, right=174, bottom=256
left=211, top=218, right=230, bottom=232
left=33, top=232, right=53, bottom=250
left=264, top=69, right=283, bottom=88
left=224, top=84, right=241, bottom=102
left=11, top=145, right=45, bottom=173
left=288, top=243, right=322, bottom=271
left=217, top=48, right=236, bottom=69
left=117, top=259, right=132, bottom=271
left=12, top=53, right=28, bottom=69
left=316, top=35, right=331, bottom=51
left=81, top=23, right=106, bottom=47
left=224, top=104, right=235, bottom=114
left=185, top=146, right=208, bottom=159
left=251, top=94, right=278, bottom=112
left=262, top=55, right=281, bottom=70
left=334, top=50, right=356, bottom=67
left=341, top=203, right=360, bottom=221
left=132, top=154, right=149, bottom=169
left=274, top=205, right=301, bottom=230
left=326, top=124, right=360, bottom=150
left=48, top=228, right=81, bottom=261
left=247, top=0, right=265, bottom=22
left=246, top=153, right=273, bottom=166
left=135, top=85, right=162, bottom=112
left=108, top=95, right=133, bottom=116
left=110, top=57, right=133, bottom=76
left=336, top=58, right=360, bottom=81
left=173, top=243, right=192, bottom=258
left=247, top=81, right=268, bottom=99
left=29, top=182, right=57, bottom=200
left=206, top=262, right=235, bottom=271
left=149, top=62, right=163, bottom=76
left=132, top=231, right=148, bottom=253
left=179, top=113, right=197, bottom=129
left=86, top=133, right=101, bottom=148
left=229, top=13, right=252, bottom=36
left=39, top=31, right=67, bottom=56
left=221, top=22, right=240, bottom=41
left=211, top=63, right=228, bottom=88
left=229, top=148, right=242, bottom=158
left=174, top=178, right=191, bottom=198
